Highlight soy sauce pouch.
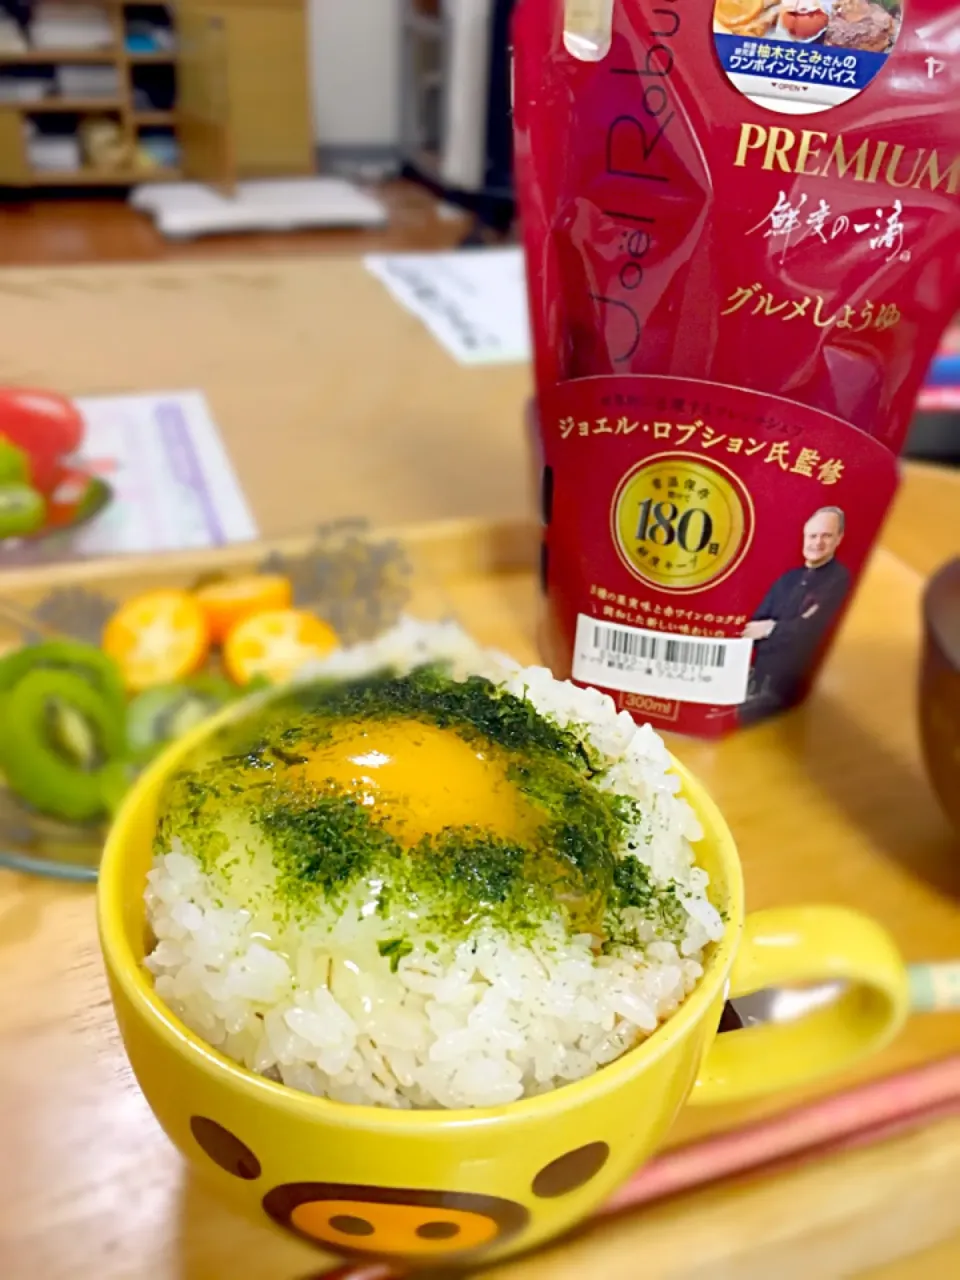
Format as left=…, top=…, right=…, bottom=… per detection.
left=513, top=0, right=960, bottom=736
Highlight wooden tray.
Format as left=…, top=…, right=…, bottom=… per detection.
left=1, top=515, right=959, bottom=1280
left=0, top=517, right=443, bottom=877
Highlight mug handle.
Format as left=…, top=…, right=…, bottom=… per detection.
left=690, top=906, right=910, bottom=1106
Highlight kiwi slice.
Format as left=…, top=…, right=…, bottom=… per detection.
left=0, top=484, right=45, bottom=538
left=127, top=674, right=237, bottom=762
left=0, top=437, right=29, bottom=485
left=0, top=668, right=127, bottom=822
left=0, top=640, right=126, bottom=721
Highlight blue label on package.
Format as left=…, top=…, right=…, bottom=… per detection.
left=714, top=33, right=887, bottom=92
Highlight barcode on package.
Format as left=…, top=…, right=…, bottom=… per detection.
left=572, top=615, right=754, bottom=707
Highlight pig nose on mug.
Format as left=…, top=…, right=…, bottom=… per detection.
left=289, top=1197, right=499, bottom=1256
left=261, top=1181, right=533, bottom=1260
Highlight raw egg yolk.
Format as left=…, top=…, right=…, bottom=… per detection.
left=291, top=720, right=544, bottom=847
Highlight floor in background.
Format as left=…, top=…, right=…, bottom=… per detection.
left=0, top=180, right=468, bottom=266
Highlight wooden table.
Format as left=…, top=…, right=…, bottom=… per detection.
left=1, top=257, right=959, bottom=1280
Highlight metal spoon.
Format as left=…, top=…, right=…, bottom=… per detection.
left=727, top=963, right=960, bottom=1029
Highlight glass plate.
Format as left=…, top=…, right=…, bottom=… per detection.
left=0, top=466, right=112, bottom=566
left=0, top=520, right=412, bottom=881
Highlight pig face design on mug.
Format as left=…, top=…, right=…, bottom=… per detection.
left=189, top=1115, right=610, bottom=1263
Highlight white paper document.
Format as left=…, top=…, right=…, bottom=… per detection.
left=365, top=247, right=531, bottom=366
left=132, top=178, right=388, bottom=241
left=74, top=390, right=258, bottom=555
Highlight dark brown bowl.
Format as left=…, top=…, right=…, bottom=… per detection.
left=920, top=558, right=960, bottom=832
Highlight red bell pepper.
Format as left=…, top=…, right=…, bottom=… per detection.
left=0, top=388, right=85, bottom=495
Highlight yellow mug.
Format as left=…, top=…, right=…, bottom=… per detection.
left=98, top=721, right=909, bottom=1269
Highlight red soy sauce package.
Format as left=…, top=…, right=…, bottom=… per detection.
left=513, top=0, right=960, bottom=736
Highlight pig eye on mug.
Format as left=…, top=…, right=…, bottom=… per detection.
left=531, top=1142, right=610, bottom=1198
left=190, top=1115, right=262, bottom=1180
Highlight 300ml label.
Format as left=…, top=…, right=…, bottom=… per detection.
left=540, top=374, right=899, bottom=737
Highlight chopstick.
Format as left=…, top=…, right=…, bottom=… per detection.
left=602, top=1054, right=960, bottom=1213
left=303, top=1056, right=960, bottom=1280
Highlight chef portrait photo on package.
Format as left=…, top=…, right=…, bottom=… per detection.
left=740, top=504, right=850, bottom=724
left=513, top=0, right=960, bottom=738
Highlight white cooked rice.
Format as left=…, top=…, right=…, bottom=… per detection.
left=144, top=618, right=724, bottom=1110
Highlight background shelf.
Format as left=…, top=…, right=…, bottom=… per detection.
left=23, top=99, right=124, bottom=112
left=0, top=0, right=314, bottom=190
left=28, top=166, right=180, bottom=185
left=0, top=50, right=119, bottom=64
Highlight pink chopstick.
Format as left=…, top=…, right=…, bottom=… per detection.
left=603, top=1054, right=960, bottom=1212
left=309, top=1056, right=960, bottom=1280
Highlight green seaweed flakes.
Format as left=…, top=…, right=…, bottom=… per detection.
left=257, top=784, right=400, bottom=902
left=156, top=667, right=687, bottom=943
left=377, top=937, right=414, bottom=972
